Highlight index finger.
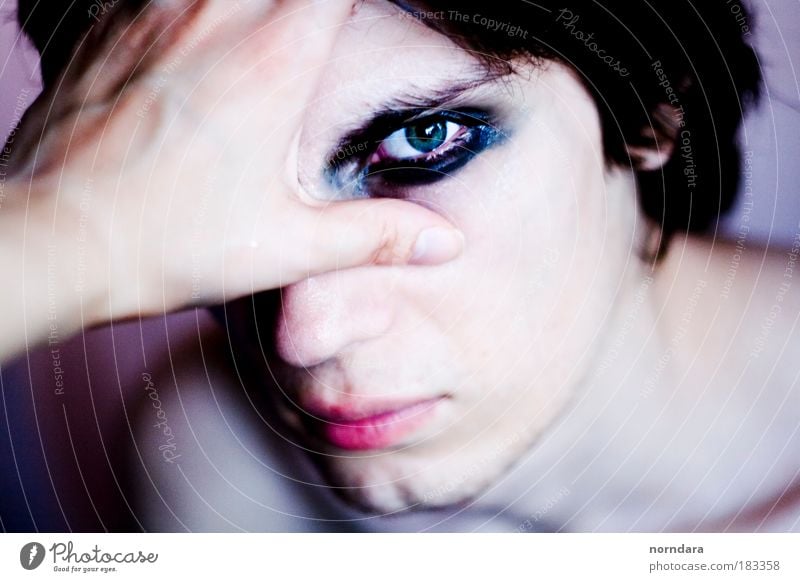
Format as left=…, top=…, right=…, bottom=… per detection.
left=69, top=0, right=354, bottom=103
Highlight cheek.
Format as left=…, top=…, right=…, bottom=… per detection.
left=406, top=111, right=612, bottom=397
left=426, top=129, right=598, bottom=312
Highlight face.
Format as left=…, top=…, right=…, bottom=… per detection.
left=233, top=0, right=640, bottom=513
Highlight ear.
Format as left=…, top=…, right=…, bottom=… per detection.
left=626, top=103, right=682, bottom=171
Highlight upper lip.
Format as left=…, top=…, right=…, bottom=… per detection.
left=298, top=395, right=446, bottom=423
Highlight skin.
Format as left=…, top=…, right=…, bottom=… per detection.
left=485, top=236, right=800, bottom=532
left=0, top=0, right=463, bottom=362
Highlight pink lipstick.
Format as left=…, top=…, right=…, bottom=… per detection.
left=309, top=397, right=444, bottom=451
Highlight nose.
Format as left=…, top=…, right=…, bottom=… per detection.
left=275, top=270, right=397, bottom=368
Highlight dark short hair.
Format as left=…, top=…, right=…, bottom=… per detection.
left=18, top=0, right=760, bottom=256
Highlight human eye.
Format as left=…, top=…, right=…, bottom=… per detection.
left=372, top=118, right=466, bottom=164
left=326, top=108, right=504, bottom=198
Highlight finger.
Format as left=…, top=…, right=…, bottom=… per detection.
left=239, top=0, right=355, bottom=66
left=290, top=198, right=465, bottom=277
left=218, top=0, right=355, bottom=140
left=71, top=1, right=204, bottom=102
left=217, top=198, right=463, bottom=300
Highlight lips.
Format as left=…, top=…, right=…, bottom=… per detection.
left=301, top=397, right=445, bottom=451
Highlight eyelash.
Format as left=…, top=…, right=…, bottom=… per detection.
left=327, top=108, right=502, bottom=198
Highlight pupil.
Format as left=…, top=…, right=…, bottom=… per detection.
left=405, top=120, right=447, bottom=153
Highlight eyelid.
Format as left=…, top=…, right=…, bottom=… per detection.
left=325, top=107, right=496, bottom=173
left=324, top=112, right=506, bottom=199
left=320, top=71, right=515, bottom=178
left=327, top=76, right=498, bottom=145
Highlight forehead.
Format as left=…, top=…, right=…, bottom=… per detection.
left=323, top=0, right=479, bottom=85
left=314, top=1, right=583, bottom=114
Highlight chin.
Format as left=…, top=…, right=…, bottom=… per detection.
left=316, top=447, right=512, bottom=514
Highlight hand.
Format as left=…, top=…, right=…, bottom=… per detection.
left=5, top=0, right=463, bottom=333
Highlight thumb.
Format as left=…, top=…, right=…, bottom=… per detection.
left=293, top=198, right=465, bottom=276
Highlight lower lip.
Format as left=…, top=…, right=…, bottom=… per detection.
left=316, top=398, right=443, bottom=451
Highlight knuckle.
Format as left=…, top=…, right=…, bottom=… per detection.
left=369, top=219, right=406, bottom=266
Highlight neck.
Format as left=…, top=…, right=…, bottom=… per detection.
left=477, top=240, right=800, bottom=531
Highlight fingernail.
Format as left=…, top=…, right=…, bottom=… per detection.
left=410, top=227, right=464, bottom=265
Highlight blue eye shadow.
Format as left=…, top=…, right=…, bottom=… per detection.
left=326, top=107, right=507, bottom=197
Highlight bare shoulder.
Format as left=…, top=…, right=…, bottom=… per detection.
left=653, top=232, right=800, bottom=372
